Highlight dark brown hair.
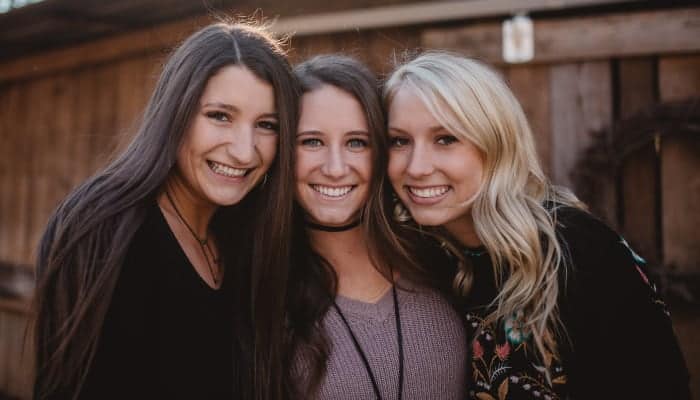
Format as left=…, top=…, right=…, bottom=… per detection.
left=279, top=55, right=450, bottom=400
left=31, top=22, right=299, bottom=400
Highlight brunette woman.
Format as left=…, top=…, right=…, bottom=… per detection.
left=384, top=51, right=690, bottom=399
left=278, top=55, right=467, bottom=400
left=31, top=22, right=299, bottom=400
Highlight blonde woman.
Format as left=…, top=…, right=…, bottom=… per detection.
left=383, top=52, right=690, bottom=400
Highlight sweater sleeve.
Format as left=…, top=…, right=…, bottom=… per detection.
left=558, top=209, right=691, bottom=399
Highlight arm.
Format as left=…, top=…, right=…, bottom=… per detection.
left=563, top=227, right=690, bottom=399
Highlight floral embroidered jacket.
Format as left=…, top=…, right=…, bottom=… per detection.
left=461, top=207, right=690, bottom=400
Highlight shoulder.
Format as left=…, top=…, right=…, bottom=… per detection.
left=551, top=206, right=644, bottom=275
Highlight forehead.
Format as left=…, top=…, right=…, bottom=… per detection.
left=387, top=86, right=440, bottom=131
left=200, top=65, right=275, bottom=111
left=298, top=84, right=368, bottom=132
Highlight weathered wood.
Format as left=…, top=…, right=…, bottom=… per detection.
left=661, top=134, right=700, bottom=273
left=618, top=58, right=659, bottom=264
left=0, top=15, right=208, bottom=84
left=506, top=65, right=552, bottom=175
left=659, top=55, right=700, bottom=102
left=422, top=7, right=700, bottom=65
left=621, top=145, right=659, bottom=265
left=25, top=77, right=56, bottom=266
left=658, top=55, right=700, bottom=273
left=89, top=64, right=121, bottom=173
left=619, top=58, right=656, bottom=119
left=550, top=61, right=615, bottom=225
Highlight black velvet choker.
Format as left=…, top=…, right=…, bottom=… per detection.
left=305, top=218, right=362, bottom=232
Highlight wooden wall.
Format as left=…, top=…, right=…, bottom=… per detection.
left=0, top=5, right=698, bottom=399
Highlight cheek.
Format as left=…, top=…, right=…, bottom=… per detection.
left=387, top=152, right=407, bottom=183
left=259, top=136, right=279, bottom=166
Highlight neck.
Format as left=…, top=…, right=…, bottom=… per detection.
left=309, top=226, right=392, bottom=302
left=444, top=212, right=482, bottom=248
left=159, top=176, right=217, bottom=237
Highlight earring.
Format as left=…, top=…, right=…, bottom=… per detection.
left=392, top=192, right=412, bottom=222
left=261, top=173, right=269, bottom=187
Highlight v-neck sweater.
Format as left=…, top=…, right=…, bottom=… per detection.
left=296, top=283, right=467, bottom=399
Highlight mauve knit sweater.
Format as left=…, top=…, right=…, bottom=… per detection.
left=296, top=283, right=467, bottom=399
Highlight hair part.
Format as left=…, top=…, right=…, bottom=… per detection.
left=384, top=51, right=585, bottom=366
left=31, top=21, right=299, bottom=400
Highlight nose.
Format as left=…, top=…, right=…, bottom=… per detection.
left=226, top=125, right=256, bottom=165
left=405, top=143, right=434, bottom=178
left=321, top=145, right=349, bottom=179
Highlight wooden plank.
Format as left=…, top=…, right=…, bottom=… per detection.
left=422, top=7, right=700, bottom=65
left=10, top=80, right=32, bottom=267
left=89, top=64, right=120, bottom=174
left=659, top=55, right=700, bottom=102
left=658, top=55, right=700, bottom=273
left=71, top=67, right=99, bottom=190
left=0, top=83, right=15, bottom=265
left=617, top=58, right=659, bottom=265
left=24, top=77, right=55, bottom=266
left=661, top=134, right=700, bottom=273
left=621, top=145, right=659, bottom=265
left=5, top=311, right=31, bottom=398
left=550, top=61, right=616, bottom=225
left=0, top=15, right=210, bottom=84
left=506, top=65, right=552, bottom=175
left=619, top=58, right=656, bottom=119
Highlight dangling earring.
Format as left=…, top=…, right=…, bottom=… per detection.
left=392, top=192, right=412, bottom=222
left=260, top=173, right=269, bottom=187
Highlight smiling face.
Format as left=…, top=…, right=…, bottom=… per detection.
left=295, top=84, right=372, bottom=227
left=173, top=65, right=279, bottom=208
left=387, top=85, right=484, bottom=232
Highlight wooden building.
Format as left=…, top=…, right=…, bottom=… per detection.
left=1, top=0, right=698, bottom=398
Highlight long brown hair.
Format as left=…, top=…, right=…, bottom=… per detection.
left=31, top=22, right=299, bottom=400
left=280, top=55, right=452, bottom=400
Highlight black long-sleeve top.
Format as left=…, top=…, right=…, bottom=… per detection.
left=78, top=203, right=235, bottom=399
left=463, top=206, right=690, bottom=400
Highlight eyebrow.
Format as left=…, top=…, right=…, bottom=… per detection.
left=296, top=130, right=370, bottom=137
left=388, top=125, right=445, bottom=134
left=203, top=102, right=278, bottom=119
left=202, top=102, right=237, bottom=111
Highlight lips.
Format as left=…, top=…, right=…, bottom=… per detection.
left=207, top=160, right=249, bottom=178
left=311, top=184, right=355, bottom=198
left=407, top=185, right=450, bottom=198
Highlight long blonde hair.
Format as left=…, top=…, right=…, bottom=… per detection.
left=384, top=52, right=584, bottom=363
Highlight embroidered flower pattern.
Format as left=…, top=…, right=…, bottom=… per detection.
left=466, top=313, right=566, bottom=400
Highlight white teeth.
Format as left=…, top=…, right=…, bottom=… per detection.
left=209, top=161, right=247, bottom=177
left=408, top=186, right=449, bottom=198
left=312, top=185, right=354, bottom=197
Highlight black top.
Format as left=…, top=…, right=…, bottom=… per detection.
left=79, top=203, right=235, bottom=400
left=463, top=206, right=690, bottom=400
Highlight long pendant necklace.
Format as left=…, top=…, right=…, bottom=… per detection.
left=165, top=190, right=220, bottom=286
left=332, top=285, right=404, bottom=400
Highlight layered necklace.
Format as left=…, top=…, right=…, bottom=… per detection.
left=165, top=191, right=220, bottom=286
left=307, top=217, right=405, bottom=398
left=332, top=285, right=404, bottom=400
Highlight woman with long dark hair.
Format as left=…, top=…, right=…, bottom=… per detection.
left=279, top=55, right=467, bottom=400
left=31, top=22, right=299, bottom=399
left=383, top=51, right=690, bottom=399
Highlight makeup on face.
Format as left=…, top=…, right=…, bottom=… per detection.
left=295, top=84, right=372, bottom=227
left=387, top=86, right=484, bottom=232
left=172, top=65, right=279, bottom=209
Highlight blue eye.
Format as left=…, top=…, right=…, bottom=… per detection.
left=206, top=111, right=230, bottom=122
left=390, top=136, right=410, bottom=148
left=258, top=120, right=279, bottom=132
left=436, top=135, right=458, bottom=145
left=301, top=138, right=323, bottom=147
left=347, top=138, right=368, bottom=149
